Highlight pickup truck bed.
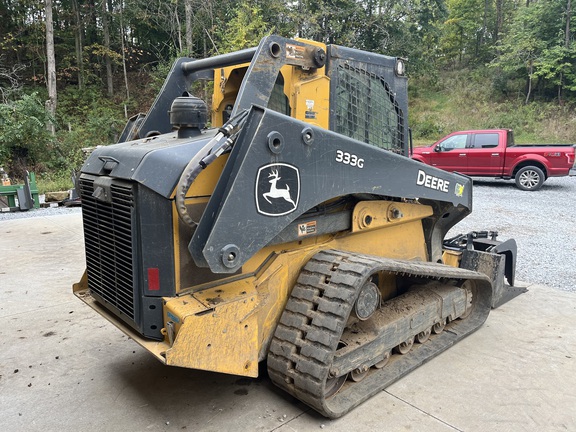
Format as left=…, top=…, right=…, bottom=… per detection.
left=412, top=129, right=576, bottom=190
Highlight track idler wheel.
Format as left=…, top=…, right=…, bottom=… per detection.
left=325, top=341, right=348, bottom=397
left=325, top=372, right=348, bottom=397
left=353, top=280, right=380, bottom=320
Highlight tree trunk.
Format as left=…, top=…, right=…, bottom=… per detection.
left=119, top=2, right=130, bottom=101
left=566, top=0, right=572, bottom=48
left=185, top=0, right=193, bottom=55
left=102, top=0, right=113, bottom=97
left=525, top=60, right=533, bottom=105
left=86, top=0, right=98, bottom=45
left=72, top=0, right=84, bottom=89
left=45, top=0, right=57, bottom=135
left=479, top=0, right=489, bottom=48
left=559, top=0, right=571, bottom=105
left=175, top=2, right=183, bottom=53
left=495, top=0, right=504, bottom=43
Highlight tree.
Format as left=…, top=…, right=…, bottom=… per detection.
left=0, top=93, right=55, bottom=177
left=185, top=0, right=193, bottom=55
left=217, top=1, right=272, bottom=53
left=494, top=0, right=576, bottom=102
left=294, top=0, right=364, bottom=46
left=0, top=59, right=25, bottom=103
left=102, top=0, right=114, bottom=97
left=45, top=0, right=57, bottom=135
left=119, top=1, right=130, bottom=100
left=71, top=0, right=85, bottom=89
left=441, top=0, right=492, bottom=65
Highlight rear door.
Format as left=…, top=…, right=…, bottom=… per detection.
left=466, top=132, right=502, bottom=175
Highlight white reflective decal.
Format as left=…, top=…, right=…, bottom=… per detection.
left=336, top=150, right=364, bottom=168
left=416, top=169, right=450, bottom=193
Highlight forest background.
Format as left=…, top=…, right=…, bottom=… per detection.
left=1, top=0, right=575, bottom=192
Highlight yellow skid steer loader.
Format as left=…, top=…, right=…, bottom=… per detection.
left=74, top=35, right=523, bottom=418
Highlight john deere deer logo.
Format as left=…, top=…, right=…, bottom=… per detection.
left=256, top=163, right=300, bottom=216
left=263, top=169, right=296, bottom=207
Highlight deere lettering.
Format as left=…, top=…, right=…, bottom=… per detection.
left=417, top=169, right=450, bottom=193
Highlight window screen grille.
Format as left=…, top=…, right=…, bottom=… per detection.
left=334, top=64, right=404, bottom=153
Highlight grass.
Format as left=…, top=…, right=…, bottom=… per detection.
left=36, top=172, right=74, bottom=195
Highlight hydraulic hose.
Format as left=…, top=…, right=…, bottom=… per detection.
left=175, top=109, right=249, bottom=228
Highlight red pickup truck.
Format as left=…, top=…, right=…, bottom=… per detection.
left=411, top=129, right=576, bottom=190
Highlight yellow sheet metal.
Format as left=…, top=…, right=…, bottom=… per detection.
left=165, top=291, right=260, bottom=376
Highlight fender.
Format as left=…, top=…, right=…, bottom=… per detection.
left=411, top=154, right=428, bottom=164
left=506, top=154, right=549, bottom=177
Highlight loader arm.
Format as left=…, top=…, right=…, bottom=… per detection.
left=191, top=106, right=473, bottom=273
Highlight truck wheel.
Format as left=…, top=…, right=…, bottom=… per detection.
left=515, top=166, right=544, bottom=191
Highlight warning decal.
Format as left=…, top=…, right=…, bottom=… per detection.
left=298, top=221, right=317, bottom=237
left=286, top=44, right=305, bottom=60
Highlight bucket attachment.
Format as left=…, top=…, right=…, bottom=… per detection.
left=444, top=231, right=527, bottom=308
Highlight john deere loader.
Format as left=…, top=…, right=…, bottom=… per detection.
left=73, top=35, right=522, bottom=418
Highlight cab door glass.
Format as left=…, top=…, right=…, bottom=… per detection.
left=474, top=133, right=499, bottom=148
left=438, top=134, right=468, bottom=151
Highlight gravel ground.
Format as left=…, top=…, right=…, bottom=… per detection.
left=2, top=176, right=575, bottom=291
left=0, top=204, right=82, bottom=220
left=448, top=176, right=576, bottom=293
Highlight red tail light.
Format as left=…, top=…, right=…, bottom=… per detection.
left=148, top=268, right=160, bottom=291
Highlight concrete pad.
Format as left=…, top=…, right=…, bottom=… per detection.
left=1, top=214, right=575, bottom=431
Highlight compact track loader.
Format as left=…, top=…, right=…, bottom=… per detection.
left=73, top=35, right=523, bottom=418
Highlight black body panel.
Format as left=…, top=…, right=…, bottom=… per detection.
left=191, top=106, right=473, bottom=273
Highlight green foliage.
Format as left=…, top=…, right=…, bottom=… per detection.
left=495, top=3, right=546, bottom=74
left=441, top=0, right=479, bottom=62
left=493, top=0, right=576, bottom=101
left=296, top=0, right=365, bottom=46
left=217, top=1, right=273, bottom=53
left=535, top=45, right=576, bottom=91
left=3, top=0, right=576, bottom=191
left=0, top=92, right=55, bottom=176
left=411, top=114, right=447, bottom=139
left=0, top=86, right=127, bottom=183
left=55, top=85, right=126, bottom=169
left=403, top=0, right=449, bottom=77
left=36, top=170, right=76, bottom=194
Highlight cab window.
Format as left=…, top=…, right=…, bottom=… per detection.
left=334, top=64, right=403, bottom=153
left=473, top=133, right=499, bottom=148
left=437, top=134, right=468, bottom=150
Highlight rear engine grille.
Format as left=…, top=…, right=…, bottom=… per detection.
left=80, top=177, right=136, bottom=319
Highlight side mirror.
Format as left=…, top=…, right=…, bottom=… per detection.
left=434, top=145, right=442, bottom=152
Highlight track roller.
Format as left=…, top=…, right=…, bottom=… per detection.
left=395, top=337, right=414, bottom=354
left=416, top=328, right=431, bottom=344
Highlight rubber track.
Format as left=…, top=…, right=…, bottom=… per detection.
left=267, top=249, right=492, bottom=418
